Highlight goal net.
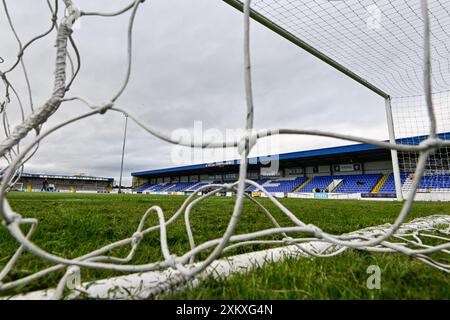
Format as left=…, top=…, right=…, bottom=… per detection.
left=0, top=0, right=449, bottom=299
left=392, top=93, right=450, bottom=193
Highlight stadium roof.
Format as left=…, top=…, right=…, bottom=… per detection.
left=132, top=132, right=450, bottom=177
left=131, top=141, right=379, bottom=177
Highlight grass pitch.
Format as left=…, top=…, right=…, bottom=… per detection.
left=0, top=192, right=449, bottom=299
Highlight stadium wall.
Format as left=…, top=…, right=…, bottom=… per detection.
left=364, top=160, right=392, bottom=175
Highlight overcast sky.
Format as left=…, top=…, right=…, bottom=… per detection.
left=0, top=0, right=388, bottom=185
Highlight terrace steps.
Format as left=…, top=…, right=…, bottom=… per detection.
left=371, top=174, right=389, bottom=193
left=294, top=177, right=312, bottom=192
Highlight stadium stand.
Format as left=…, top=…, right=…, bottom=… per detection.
left=134, top=173, right=450, bottom=195
left=297, top=176, right=334, bottom=193
left=258, top=177, right=308, bottom=193
left=375, top=173, right=450, bottom=193
left=149, top=183, right=174, bottom=192
left=419, top=174, right=450, bottom=190
left=132, top=134, right=450, bottom=198
left=134, top=183, right=154, bottom=193
left=11, top=173, right=114, bottom=193
left=246, top=178, right=269, bottom=192
left=379, top=173, right=406, bottom=193
left=186, top=182, right=211, bottom=191
left=167, top=182, right=197, bottom=192
left=296, top=174, right=382, bottom=193
left=335, top=174, right=383, bottom=193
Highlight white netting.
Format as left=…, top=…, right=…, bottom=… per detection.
left=0, top=0, right=449, bottom=299
left=392, top=93, right=450, bottom=192
left=241, top=0, right=450, bottom=97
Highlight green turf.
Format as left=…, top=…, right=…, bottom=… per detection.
left=0, top=192, right=449, bottom=299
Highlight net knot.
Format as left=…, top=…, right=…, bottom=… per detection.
left=3, top=213, right=22, bottom=226
left=223, top=183, right=234, bottom=190
left=11, top=213, right=22, bottom=223
left=67, top=265, right=80, bottom=276
left=131, top=231, right=143, bottom=245
left=165, top=254, right=178, bottom=269
left=419, top=137, right=441, bottom=150
left=283, top=237, right=295, bottom=245
left=97, top=102, right=114, bottom=114
left=307, top=224, right=323, bottom=237
left=64, top=3, right=81, bottom=29
left=238, top=132, right=257, bottom=155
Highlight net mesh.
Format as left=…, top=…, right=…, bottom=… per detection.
left=392, top=93, right=450, bottom=192
left=0, top=0, right=449, bottom=299
left=247, top=0, right=450, bottom=96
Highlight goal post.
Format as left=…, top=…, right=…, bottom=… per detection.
left=385, top=97, right=403, bottom=201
